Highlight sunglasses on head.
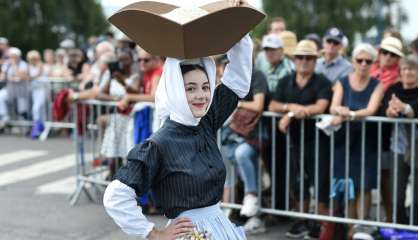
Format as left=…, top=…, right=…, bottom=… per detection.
left=355, top=58, right=373, bottom=65
left=380, top=49, right=399, bottom=58
left=295, top=55, right=316, bottom=61
left=138, top=58, right=150, bottom=63
left=326, top=39, right=341, bottom=45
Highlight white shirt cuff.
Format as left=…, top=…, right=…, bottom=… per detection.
left=221, top=34, right=253, bottom=98
left=103, top=180, right=155, bottom=239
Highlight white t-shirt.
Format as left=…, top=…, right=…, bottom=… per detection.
left=1, top=60, right=28, bottom=82
left=100, top=73, right=139, bottom=97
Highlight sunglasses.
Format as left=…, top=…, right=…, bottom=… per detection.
left=295, top=55, right=316, bottom=61
left=326, top=39, right=341, bottom=45
left=355, top=58, right=373, bottom=65
left=380, top=49, right=399, bottom=58
left=138, top=58, right=151, bottom=63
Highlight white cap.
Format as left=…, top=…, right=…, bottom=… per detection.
left=0, top=37, right=8, bottom=45
left=8, top=47, right=21, bottom=57
left=60, top=39, right=75, bottom=49
left=262, top=34, right=283, bottom=49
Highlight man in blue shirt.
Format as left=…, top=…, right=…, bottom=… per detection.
left=315, top=27, right=352, bottom=83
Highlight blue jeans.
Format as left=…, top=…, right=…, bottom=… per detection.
left=222, top=141, right=258, bottom=194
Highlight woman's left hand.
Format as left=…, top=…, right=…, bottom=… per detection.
left=331, top=116, right=345, bottom=126
left=117, top=95, right=130, bottom=110
left=389, top=94, right=405, bottom=113
left=278, top=115, right=292, bottom=134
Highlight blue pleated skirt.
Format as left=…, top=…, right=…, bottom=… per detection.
left=169, top=203, right=246, bottom=240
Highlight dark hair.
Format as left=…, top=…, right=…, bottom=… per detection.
left=384, top=27, right=403, bottom=41
left=268, top=17, right=286, bottom=29
left=118, top=48, right=133, bottom=60
left=180, top=64, right=208, bottom=79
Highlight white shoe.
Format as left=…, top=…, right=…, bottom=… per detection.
left=262, top=170, right=271, bottom=190
left=240, top=194, right=259, bottom=217
left=243, top=216, right=266, bottom=235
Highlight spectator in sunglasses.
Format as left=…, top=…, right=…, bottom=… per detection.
left=329, top=44, right=384, bottom=238
left=315, top=27, right=352, bottom=83
left=370, top=36, right=405, bottom=223
left=370, top=36, right=404, bottom=91
left=117, top=49, right=163, bottom=108
left=269, top=40, right=332, bottom=239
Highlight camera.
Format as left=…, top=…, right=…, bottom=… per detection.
left=108, top=61, right=123, bottom=75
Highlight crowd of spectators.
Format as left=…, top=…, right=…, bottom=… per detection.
left=0, top=15, right=418, bottom=240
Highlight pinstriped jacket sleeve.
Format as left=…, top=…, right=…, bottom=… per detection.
left=204, top=35, right=253, bottom=131
left=103, top=140, right=160, bottom=238
left=115, top=140, right=161, bottom=196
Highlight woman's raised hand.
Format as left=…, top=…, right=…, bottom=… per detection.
left=148, top=217, right=195, bottom=240
left=228, top=0, right=247, bottom=7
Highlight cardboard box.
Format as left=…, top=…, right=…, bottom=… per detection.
left=108, top=1, right=265, bottom=59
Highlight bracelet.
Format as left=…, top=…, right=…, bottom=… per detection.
left=71, top=92, right=80, bottom=101
left=349, top=111, right=356, bottom=121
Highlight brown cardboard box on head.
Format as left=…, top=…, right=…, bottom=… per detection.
left=108, top=1, right=265, bottom=59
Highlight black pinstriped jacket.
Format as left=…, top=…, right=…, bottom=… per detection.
left=115, top=84, right=239, bottom=219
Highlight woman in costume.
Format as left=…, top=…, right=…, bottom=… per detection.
left=103, top=4, right=253, bottom=240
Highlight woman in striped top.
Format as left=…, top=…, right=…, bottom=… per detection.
left=103, top=16, right=253, bottom=240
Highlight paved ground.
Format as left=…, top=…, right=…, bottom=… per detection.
left=0, top=135, right=291, bottom=240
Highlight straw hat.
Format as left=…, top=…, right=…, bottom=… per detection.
left=293, top=40, right=318, bottom=56
left=380, top=36, right=404, bottom=57
left=278, top=31, right=297, bottom=56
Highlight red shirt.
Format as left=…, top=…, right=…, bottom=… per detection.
left=142, top=66, right=163, bottom=94
left=369, top=63, right=400, bottom=91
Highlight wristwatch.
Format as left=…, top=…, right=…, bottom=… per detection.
left=403, top=104, right=413, bottom=115
left=287, top=111, right=295, bottom=118
left=349, top=111, right=356, bottom=121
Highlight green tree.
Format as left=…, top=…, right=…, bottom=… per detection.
left=0, top=0, right=109, bottom=54
left=254, top=0, right=406, bottom=44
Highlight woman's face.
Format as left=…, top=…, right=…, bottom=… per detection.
left=138, top=50, right=156, bottom=72
left=118, top=52, right=132, bottom=71
left=44, top=51, right=55, bottom=64
left=353, top=51, right=373, bottom=77
left=183, top=69, right=211, bottom=118
left=400, top=63, right=418, bottom=87
left=28, top=56, right=40, bottom=65
left=379, top=49, right=400, bottom=68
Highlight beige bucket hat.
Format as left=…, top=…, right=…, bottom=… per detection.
left=380, top=36, right=404, bottom=57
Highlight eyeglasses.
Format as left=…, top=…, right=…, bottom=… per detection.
left=355, top=58, right=373, bottom=65
left=138, top=58, right=151, bottom=63
left=295, top=55, right=316, bottom=61
left=380, top=49, right=399, bottom=58
left=326, top=39, right=341, bottom=46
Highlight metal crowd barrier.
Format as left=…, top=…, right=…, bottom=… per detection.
left=2, top=78, right=78, bottom=140
left=69, top=99, right=155, bottom=205
left=70, top=100, right=418, bottom=231
left=223, top=112, right=418, bottom=231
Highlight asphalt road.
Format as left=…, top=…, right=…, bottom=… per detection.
left=0, top=135, right=291, bottom=240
